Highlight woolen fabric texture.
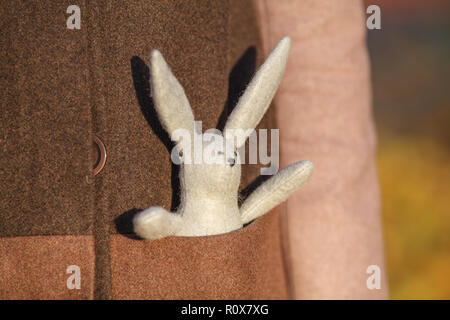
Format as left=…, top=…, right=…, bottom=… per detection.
left=0, top=0, right=286, bottom=299
left=257, top=0, right=388, bottom=298
left=0, top=0, right=386, bottom=299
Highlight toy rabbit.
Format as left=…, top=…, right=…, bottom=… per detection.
left=134, top=37, right=314, bottom=240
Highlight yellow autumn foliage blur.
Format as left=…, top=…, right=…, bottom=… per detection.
left=378, top=132, right=450, bottom=299
left=364, top=0, right=450, bottom=299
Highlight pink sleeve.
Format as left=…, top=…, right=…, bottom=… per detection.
left=256, top=0, right=389, bottom=299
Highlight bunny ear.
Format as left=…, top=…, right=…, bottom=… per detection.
left=224, top=37, right=290, bottom=148
left=150, top=50, right=195, bottom=141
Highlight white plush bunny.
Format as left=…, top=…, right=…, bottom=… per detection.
left=134, top=37, right=313, bottom=240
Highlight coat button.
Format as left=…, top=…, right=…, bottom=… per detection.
left=93, top=134, right=106, bottom=176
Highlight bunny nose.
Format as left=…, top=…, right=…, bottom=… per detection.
left=227, top=158, right=235, bottom=166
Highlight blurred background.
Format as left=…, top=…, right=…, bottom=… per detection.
left=363, top=0, right=450, bottom=299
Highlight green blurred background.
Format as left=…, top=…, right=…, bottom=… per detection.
left=364, top=0, right=450, bottom=299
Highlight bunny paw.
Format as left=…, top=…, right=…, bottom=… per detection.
left=133, top=207, right=182, bottom=240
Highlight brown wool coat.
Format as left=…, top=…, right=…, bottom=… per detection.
left=0, top=0, right=388, bottom=299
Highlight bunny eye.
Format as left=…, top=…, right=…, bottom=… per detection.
left=178, top=149, right=183, bottom=157
left=226, top=150, right=238, bottom=167
left=217, top=151, right=224, bottom=155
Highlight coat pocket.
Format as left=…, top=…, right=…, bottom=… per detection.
left=0, top=235, right=95, bottom=299
left=110, top=208, right=289, bottom=299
